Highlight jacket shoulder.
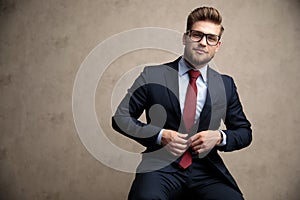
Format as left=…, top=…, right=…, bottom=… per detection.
left=141, top=58, right=179, bottom=79
left=208, top=67, right=234, bottom=83
left=144, top=58, right=179, bottom=72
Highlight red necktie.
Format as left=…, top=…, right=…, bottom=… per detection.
left=179, top=69, right=201, bottom=169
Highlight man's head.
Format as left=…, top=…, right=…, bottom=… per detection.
left=183, top=7, right=224, bottom=69
left=186, top=7, right=224, bottom=37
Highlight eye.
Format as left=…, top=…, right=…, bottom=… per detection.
left=191, top=32, right=202, bottom=38
left=190, top=31, right=204, bottom=39
left=207, top=35, right=218, bottom=42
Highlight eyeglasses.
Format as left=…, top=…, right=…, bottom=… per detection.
left=186, top=30, right=220, bottom=46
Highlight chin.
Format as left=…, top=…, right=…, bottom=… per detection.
left=184, top=54, right=210, bottom=68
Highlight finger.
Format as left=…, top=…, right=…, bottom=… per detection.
left=170, top=148, right=187, bottom=156
left=195, top=144, right=213, bottom=154
left=192, top=139, right=203, bottom=145
left=190, top=138, right=203, bottom=148
left=168, top=141, right=188, bottom=150
left=175, top=143, right=189, bottom=151
left=197, top=147, right=208, bottom=155
left=175, top=137, right=189, bottom=145
left=193, top=143, right=208, bottom=151
left=197, top=149, right=211, bottom=159
left=177, top=133, right=188, bottom=139
left=189, top=133, right=201, bottom=143
left=191, top=144, right=201, bottom=151
left=166, top=145, right=186, bottom=156
left=189, top=134, right=196, bottom=142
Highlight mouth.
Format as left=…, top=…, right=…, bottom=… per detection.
left=193, top=48, right=207, bottom=54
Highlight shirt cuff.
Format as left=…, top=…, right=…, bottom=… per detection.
left=156, top=129, right=164, bottom=145
left=217, top=130, right=227, bottom=146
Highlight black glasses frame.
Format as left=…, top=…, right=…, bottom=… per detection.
left=186, top=30, right=221, bottom=46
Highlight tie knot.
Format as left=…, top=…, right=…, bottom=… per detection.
left=188, top=70, right=201, bottom=79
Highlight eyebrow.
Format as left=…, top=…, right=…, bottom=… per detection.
left=189, top=30, right=219, bottom=36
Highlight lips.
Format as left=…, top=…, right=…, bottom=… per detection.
left=193, top=48, right=207, bottom=54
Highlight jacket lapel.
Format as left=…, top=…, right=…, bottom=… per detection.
left=164, top=58, right=182, bottom=122
left=199, top=67, right=226, bottom=130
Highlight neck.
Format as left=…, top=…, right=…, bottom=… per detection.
left=183, top=57, right=206, bottom=69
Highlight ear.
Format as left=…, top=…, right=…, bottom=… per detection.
left=182, top=34, right=186, bottom=45
left=215, top=41, right=221, bottom=52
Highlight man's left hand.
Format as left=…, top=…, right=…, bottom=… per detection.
left=189, top=130, right=222, bottom=154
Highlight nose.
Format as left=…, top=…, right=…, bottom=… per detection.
left=199, top=35, right=207, bottom=46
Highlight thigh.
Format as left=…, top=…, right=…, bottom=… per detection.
left=192, top=181, right=244, bottom=200
left=128, top=171, right=184, bottom=200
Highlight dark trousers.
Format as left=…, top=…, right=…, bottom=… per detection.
left=128, top=161, right=244, bottom=200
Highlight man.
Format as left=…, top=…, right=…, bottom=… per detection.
left=112, top=6, right=252, bottom=200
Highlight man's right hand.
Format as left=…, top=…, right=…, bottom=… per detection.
left=161, top=130, right=189, bottom=156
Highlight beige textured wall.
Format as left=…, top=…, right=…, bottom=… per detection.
left=1, top=0, right=300, bottom=199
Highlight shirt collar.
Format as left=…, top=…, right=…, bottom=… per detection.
left=178, top=57, right=208, bottom=83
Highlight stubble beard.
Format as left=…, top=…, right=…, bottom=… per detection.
left=184, top=47, right=214, bottom=69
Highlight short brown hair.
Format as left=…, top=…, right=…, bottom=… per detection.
left=186, top=7, right=224, bottom=37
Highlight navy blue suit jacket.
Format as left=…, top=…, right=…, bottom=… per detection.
left=112, top=57, right=252, bottom=193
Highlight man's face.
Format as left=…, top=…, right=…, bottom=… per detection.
left=183, top=21, right=221, bottom=68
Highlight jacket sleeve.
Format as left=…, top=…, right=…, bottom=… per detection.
left=111, top=67, right=161, bottom=148
left=218, top=76, right=252, bottom=152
